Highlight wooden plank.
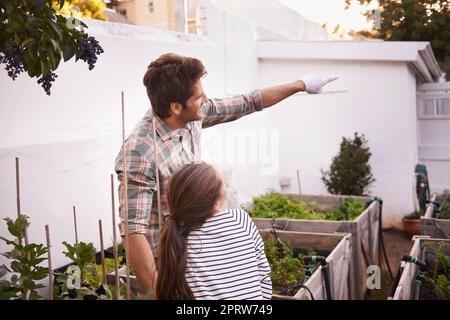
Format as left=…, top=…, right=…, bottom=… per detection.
left=421, top=194, right=450, bottom=239
left=294, top=235, right=352, bottom=300
left=260, top=229, right=343, bottom=251
left=254, top=218, right=343, bottom=233
left=421, top=218, right=450, bottom=238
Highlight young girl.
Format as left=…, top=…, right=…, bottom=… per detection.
left=156, top=162, right=272, bottom=300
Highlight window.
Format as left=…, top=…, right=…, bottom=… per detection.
left=418, top=97, right=450, bottom=118
left=148, top=1, right=154, bottom=13
left=437, top=98, right=450, bottom=115
left=423, top=99, right=435, bottom=116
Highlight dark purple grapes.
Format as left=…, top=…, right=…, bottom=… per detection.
left=0, top=41, right=26, bottom=80
left=37, top=71, right=58, bottom=96
left=76, top=33, right=104, bottom=70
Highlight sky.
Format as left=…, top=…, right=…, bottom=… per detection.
left=278, top=0, right=380, bottom=33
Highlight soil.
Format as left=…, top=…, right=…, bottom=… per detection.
left=365, top=228, right=414, bottom=300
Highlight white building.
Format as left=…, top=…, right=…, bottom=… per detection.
left=0, top=1, right=447, bottom=272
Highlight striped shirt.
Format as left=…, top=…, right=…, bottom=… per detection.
left=114, top=90, right=263, bottom=253
left=185, top=209, right=272, bottom=300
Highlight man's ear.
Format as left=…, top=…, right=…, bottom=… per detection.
left=169, top=102, right=183, bottom=116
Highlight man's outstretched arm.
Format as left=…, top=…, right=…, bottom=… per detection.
left=261, top=75, right=338, bottom=108
left=201, top=75, right=338, bottom=128
left=260, top=80, right=305, bottom=109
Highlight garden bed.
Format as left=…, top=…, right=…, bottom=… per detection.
left=421, top=194, right=450, bottom=239
left=392, top=236, right=450, bottom=300
left=260, top=229, right=352, bottom=300
left=245, top=192, right=382, bottom=299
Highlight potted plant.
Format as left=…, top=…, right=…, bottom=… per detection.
left=402, top=211, right=424, bottom=237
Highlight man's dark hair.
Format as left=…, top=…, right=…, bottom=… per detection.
left=143, top=53, right=207, bottom=118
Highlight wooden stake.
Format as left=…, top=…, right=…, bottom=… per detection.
left=296, top=169, right=303, bottom=202
left=15, top=157, right=29, bottom=245
left=121, top=91, right=131, bottom=300
left=111, top=174, right=120, bottom=299
left=98, top=219, right=107, bottom=285
left=45, top=225, right=53, bottom=300
left=72, top=206, right=78, bottom=245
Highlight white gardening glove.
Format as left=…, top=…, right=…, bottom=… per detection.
left=300, top=74, right=338, bottom=94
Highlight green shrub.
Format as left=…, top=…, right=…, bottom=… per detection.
left=321, top=132, right=375, bottom=196
left=264, top=234, right=311, bottom=296
left=249, top=191, right=365, bottom=221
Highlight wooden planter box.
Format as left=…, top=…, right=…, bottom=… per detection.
left=259, top=229, right=352, bottom=300
left=247, top=194, right=380, bottom=300
left=392, top=236, right=450, bottom=300
left=421, top=195, right=450, bottom=239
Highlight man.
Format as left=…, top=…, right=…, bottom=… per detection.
left=115, top=53, right=337, bottom=295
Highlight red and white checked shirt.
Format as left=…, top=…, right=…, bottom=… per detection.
left=114, top=90, right=263, bottom=253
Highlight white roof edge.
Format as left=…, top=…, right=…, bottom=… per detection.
left=257, top=40, right=443, bottom=83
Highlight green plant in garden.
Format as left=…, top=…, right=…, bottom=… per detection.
left=0, top=0, right=104, bottom=95
left=249, top=191, right=365, bottom=221
left=422, top=242, right=450, bottom=300
left=264, top=234, right=304, bottom=296
left=56, top=240, right=98, bottom=299
left=328, top=198, right=367, bottom=221
left=0, top=215, right=48, bottom=300
left=250, top=191, right=328, bottom=220
left=105, top=256, right=124, bottom=273
left=321, top=132, right=375, bottom=196
left=264, top=234, right=316, bottom=296
left=440, top=196, right=450, bottom=220
left=56, top=243, right=129, bottom=300
left=61, top=241, right=95, bottom=279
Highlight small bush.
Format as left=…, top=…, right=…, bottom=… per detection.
left=321, top=132, right=375, bottom=196
left=249, top=191, right=365, bottom=221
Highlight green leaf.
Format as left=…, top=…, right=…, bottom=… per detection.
left=62, top=43, right=76, bottom=62
left=0, top=236, right=15, bottom=246
left=10, top=261, right=21, bottom=273
left=5, top=215, right=29, bottom=239
left=21, top=38, right=35, bottom=47
left=49, top=20, right=63, bottom=41
left=25, top=0, right=45, bottom=11
left=30, top=268, right=48, bottom=281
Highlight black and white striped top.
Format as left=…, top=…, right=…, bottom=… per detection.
left=185, top=209, right=272, bottom=300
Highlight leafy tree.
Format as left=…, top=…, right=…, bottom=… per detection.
left=346, top=0, right=450, bottom=80
left=321, top=132, right=375, bottom=196
left=0, top=0, right=104, bottom=95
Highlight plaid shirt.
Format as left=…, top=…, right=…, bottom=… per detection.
left=114, top=90, right=263, bottom=254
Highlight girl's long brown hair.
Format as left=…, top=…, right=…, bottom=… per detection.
left=156, top=162, right=223, bottom=300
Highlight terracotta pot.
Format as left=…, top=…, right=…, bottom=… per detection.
left=402, top=218, right=421, bottom=237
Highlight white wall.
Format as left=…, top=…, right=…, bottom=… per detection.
left=213, top=0, right=334, bottom=40
left=256, top=58, right=418, bottom=228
